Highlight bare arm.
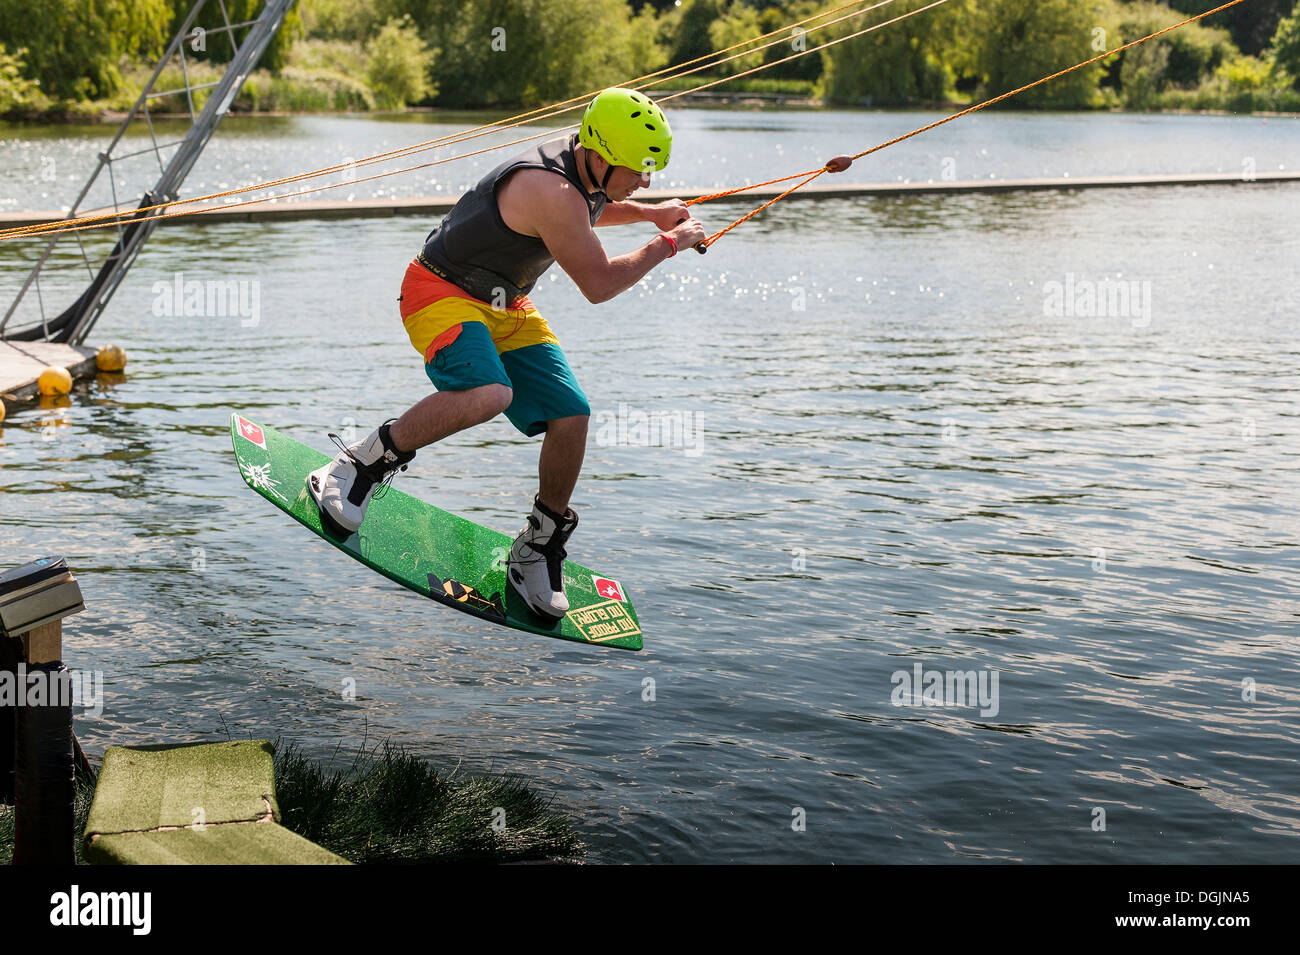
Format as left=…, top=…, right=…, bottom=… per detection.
left=597, top=198, right=693, bottom=230
left=595, top=201, right=652, bottom=227
left=540, top=190, right=670, bottom=304
left=499, top=171, right=704, bottom=305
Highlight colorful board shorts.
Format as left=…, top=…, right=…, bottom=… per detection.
left=399, top=258, right=590, bottom=437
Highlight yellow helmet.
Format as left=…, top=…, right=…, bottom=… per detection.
left=580, top=88, right=673, bottom=173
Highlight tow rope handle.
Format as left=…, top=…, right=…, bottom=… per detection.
left=673, top=215, right=710, bottom=255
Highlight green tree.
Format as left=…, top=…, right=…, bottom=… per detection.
left=627, top=3, right=671, bottom=80
left=1104, top=2, right=1235, bottom=104
left=428, top=0, right=648, bottom=108
left=1120, top=39, right=1170, bottom=108
left=1159, top=0, right=1296, bottom=57
left=758, top=1, right=826, bottom=82
left=365, top=15, right=434, bottom=109
left=822, top=0, right=972, bottom=106
left=299, top=0, right=386, bottom=43
left=0, top=0, right=170, bottom=100
left=973, top=0, right=1105, bottom=107
left=0, top=45, right=45, bottom=114
left=708, top=2, right=765, bottom=76
left=1272, top=7, right=1300, bottom=87
left=169, top=0, right=303, bottom=72
left=669, top=0, right=723, bottom=67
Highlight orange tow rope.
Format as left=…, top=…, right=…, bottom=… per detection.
left=687, top=0, right=1247, bottom=253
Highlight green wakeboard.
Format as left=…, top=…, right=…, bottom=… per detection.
left=229, top=413, right=642, bottom=651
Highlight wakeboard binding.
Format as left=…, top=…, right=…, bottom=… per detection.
left=307, top=420, right=414, bottom=537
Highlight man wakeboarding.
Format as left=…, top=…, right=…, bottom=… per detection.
left=308, top=88, right=706, bottom=624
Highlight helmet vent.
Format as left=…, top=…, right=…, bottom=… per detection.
left=648, top=146, right=661, bottom=152
left=630, top=110, right=641, bottom=117
left=645, top=123, right=656, bottom=131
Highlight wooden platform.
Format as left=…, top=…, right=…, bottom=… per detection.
left=0, top=340, right=97, bottom=405
left=2, top=170, right=1296, bottom=231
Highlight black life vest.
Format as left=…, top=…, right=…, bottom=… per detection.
left=418, top=134, right=607, bottom=304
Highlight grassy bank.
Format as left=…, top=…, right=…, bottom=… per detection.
left=274, top=742, right=583, bottom=863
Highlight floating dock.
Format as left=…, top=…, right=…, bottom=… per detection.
left=0, top=340, right=97, bottom=405
left=1, top=170, right=1295, bottom=231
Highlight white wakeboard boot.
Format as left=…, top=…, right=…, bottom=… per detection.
left=307, top=420, right=415, bottom=536
left=507, top=496, right=579, bottom=623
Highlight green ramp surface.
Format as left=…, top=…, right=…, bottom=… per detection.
left=84, top=741, right=349, bottom=865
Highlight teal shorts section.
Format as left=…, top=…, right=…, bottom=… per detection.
left=424, top=321, right=512, bottom=393
left=500, top=343, right=591, bottom=437
left=424, top=323, right=589, bottom=437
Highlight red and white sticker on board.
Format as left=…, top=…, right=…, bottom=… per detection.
left=234, top=415, right=267, bottom=449
left=592, top=576, right=626, bottom=602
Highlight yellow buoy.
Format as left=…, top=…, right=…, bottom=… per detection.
left=37, top=365, right=73, bottom=396
left=0, top=401, right=6, bottom=425
left=95, top=344, right=127, bottom=372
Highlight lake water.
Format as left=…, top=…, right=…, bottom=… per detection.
left=1, top=109, right=1298, bottom=862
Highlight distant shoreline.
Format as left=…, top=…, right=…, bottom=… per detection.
left=3, top=101, right=1298, bottom=128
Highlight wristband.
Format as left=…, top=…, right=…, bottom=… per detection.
left=657, top=233, right=678, bottom=257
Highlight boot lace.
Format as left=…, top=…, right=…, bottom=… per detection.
left=515, top=515, right=574, bottom=592
left=327, top=431, right=408, bottom=501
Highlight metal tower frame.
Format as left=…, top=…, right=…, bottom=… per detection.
left=0, top=0, right=297, bottom=344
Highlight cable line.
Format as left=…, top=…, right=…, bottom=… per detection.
left=0, top=0, right=909, bottom=241
left=693, top=0, right=1248, bottom=251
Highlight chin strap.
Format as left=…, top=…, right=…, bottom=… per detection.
left=584, top=151, right=613, bottom=195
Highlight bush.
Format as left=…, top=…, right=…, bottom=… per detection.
left=1105, top=1, right=1236, bottom=107
left=365, top=15, right=434, bottom=110
left=290, top=38, right=369, bottom=77
left=237, top=66, right=375, bottom=112
left=1159, top=53, right=1300, bottom=112
left=0, top=44, right=47, bottom=116
left=694, top=76, right=819, bottom=97
left=118, top=60, right=224, bottom=114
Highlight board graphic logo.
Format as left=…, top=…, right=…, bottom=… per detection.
left=592, top=576, right=625, bottom=602
left=427, top=573, right=505, bottom=620
left=234, top=415, right=266, bottom=449
left=238, top=460, right=287, bottom=503
left=569, top=599, right=640, bottom=644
